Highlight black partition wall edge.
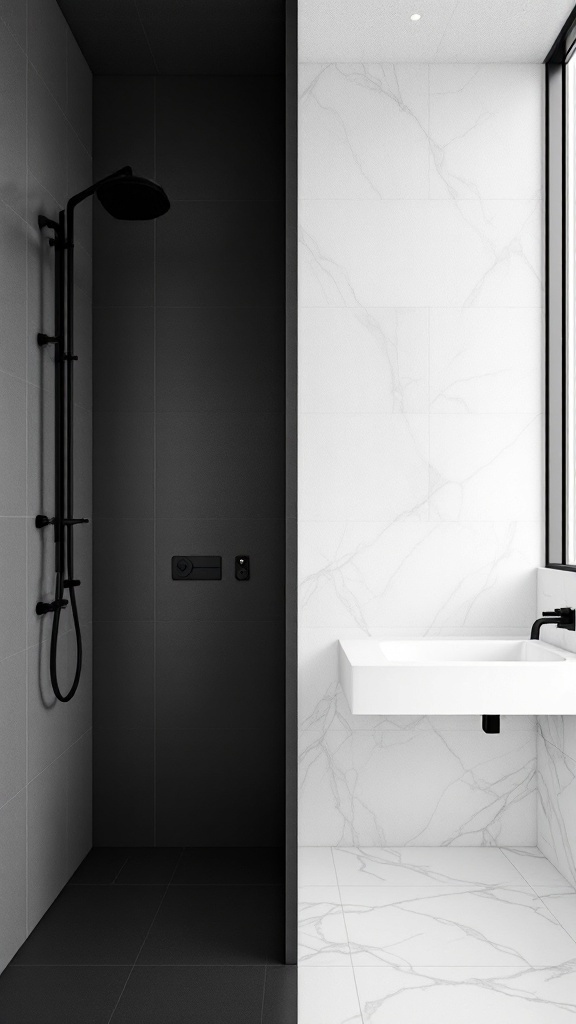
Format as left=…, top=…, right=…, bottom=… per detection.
left=285, top=0, right=298, bottom=966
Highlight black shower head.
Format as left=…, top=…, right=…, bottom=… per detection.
left=96, top=174, right=170, bottom=220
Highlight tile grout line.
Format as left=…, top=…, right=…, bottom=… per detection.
left=329, top=846, right=364, bottom=1020
left=260, top=965, right=267, bottom=1024
left=106, top=849, right=185, bottom=1024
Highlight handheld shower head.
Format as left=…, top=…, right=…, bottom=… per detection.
left=96, top=173, right=170, bottom=220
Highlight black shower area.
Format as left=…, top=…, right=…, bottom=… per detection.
left=0, top=1, right=296, bottom=1021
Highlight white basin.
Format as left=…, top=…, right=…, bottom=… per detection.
left=339, top=637, right=576, bottom=716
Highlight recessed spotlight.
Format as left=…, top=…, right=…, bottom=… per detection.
left=411, top=12, right=421, bottom=20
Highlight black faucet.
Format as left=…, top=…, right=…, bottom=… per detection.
left=530, top=607, right=576, bottom=640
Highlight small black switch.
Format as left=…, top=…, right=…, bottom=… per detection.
left=235, top=555, right=250, bottom=581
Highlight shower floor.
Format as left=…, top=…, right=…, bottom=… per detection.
left=0, top=847, right=294, bottom=1023
left=298, top=846, right=576, bottom=1023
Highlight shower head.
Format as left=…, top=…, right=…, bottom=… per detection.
left=95, top=174, right=170, bottom=221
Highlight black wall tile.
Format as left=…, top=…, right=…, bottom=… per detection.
left=93, top=726, right=155, bottom=847
left=155, top=727, right=284, bottom=847
left=93, top=307, right=154, bottom=518
left=156, top=200, right=284, bottom=307
left=93, top=621, right=154, bottom=732
left=93, top=210, right=154, bottom=307
left=156, top=411, right=284, bottom=519
left=93, top=75, right=286, bottom=852
left=93, top=519, right=154, bottom=621
left=155, top=519, right=284, bottom=622
left=93, top=77, right=155, bottom=182
left=155, top=619, right=285, bottom=733
left=156, top=77, right=284, bottom=201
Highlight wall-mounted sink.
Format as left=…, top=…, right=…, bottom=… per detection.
left=339, top=638, right=576, bottom=716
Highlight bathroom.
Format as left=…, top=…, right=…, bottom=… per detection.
left=1, top=0, right=576, bottom=1021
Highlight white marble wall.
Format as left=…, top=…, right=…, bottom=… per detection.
left=536, top=569, right=576, bottom=885
left=298, top=64, right=544, bottom=846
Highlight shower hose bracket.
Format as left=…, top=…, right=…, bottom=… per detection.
left=36, top=599, right=69, bottom=616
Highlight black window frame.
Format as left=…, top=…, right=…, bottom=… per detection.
left=546, top=6, right=576, bottom=570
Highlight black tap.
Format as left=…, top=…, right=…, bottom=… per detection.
left=530, top=607, right=576, bottom=640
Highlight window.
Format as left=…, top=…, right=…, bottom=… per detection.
left=546, top=13, right=576, bottom=569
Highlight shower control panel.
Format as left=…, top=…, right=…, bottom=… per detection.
left=171, top=556, right=222, bottom=581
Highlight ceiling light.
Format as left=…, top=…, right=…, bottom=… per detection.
left=411, top=13, right=421, bottom=20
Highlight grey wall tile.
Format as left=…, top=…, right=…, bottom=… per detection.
left=66, top=32, right=92, bottom=151
left=0, top=0, right=27, bottom=51
left=0, top=792, right=26, bottom=974
left=0, top=20, right=26, bottom=219
left=0, top=200, right=26, bottom=379
left=155, top=518, right=284, bottom=622
left=27, top=755, right=69, bottom=931
left=72, top=277, right=92, bottom=410
left=67, top=732, right=92, bottom=876
left=93, top=518, right=154, bottom=621
left=26, top=516, right=55, bottom=650
left=0, top=370, right=26, bottom=515
left=27, top=64, right=68, bottom=206
left=0, top=652, right=26, bottom=807
left=93, top=306, right=154, bottom=518
left=27, top=382, right=54, bottom=518
left=27, top=0, right=68, bottom=112
left=26, top=185, right=58, bottom=388
left=156, top=200, right=285, bottom=307
left=0, top=518, right=26, bottom=660
left=67, top=126, right=93, bottom=251
left=156, top=76, right=284, bottom=200
left=27, top=631, right=91, bottom=784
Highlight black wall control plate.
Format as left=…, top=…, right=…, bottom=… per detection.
left=172, top=556, right=222, bottom=580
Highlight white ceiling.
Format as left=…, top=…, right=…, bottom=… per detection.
left=299, top=0, right=576, bottom=63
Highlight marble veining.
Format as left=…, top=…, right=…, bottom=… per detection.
left=298, top=60, right=543, bottom=850
left=298, top=848, right=576, bottom=1021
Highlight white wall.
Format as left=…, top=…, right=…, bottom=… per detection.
left=536, top=569, right=576, bottom=885
left=0, top=2, right=92, bottom=972
left=298, top=63, right=544, bottom=846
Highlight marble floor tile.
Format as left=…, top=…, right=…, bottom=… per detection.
left=299, top=848, right=338, bottom=886
left=340, top=886, right=576, bottom=968
left=298, top=966, right=362, bottom=1024
left=332, top=847, right=527, bottom=888
left=353, top=963, right=576, bottom=1023
left=501, top=847, right=571, bottom=886
left=298, top=887, right=351, bottom=966
left=535, top=888, right=576, bottom=943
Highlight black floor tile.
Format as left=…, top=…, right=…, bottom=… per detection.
left=137, top=885, right=284, bottom=966
left=115, top=848, right=183, bottom=885
left=69, top=848, right=131, bottom=884
left=262, top=966, right=297, bottom=1024
left=0, top=966, right=131, bottom=1023
left=172, top=847, right=283, bottom=885
left=110, top=966, right=266, bottom=1024
left=11, top=885, right=166, bottom=966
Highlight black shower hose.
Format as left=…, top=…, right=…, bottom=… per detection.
left=49, top=529, right=82, bottom=703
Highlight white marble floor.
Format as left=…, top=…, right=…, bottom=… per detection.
left=298, top=847, right=576, bottom=1022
